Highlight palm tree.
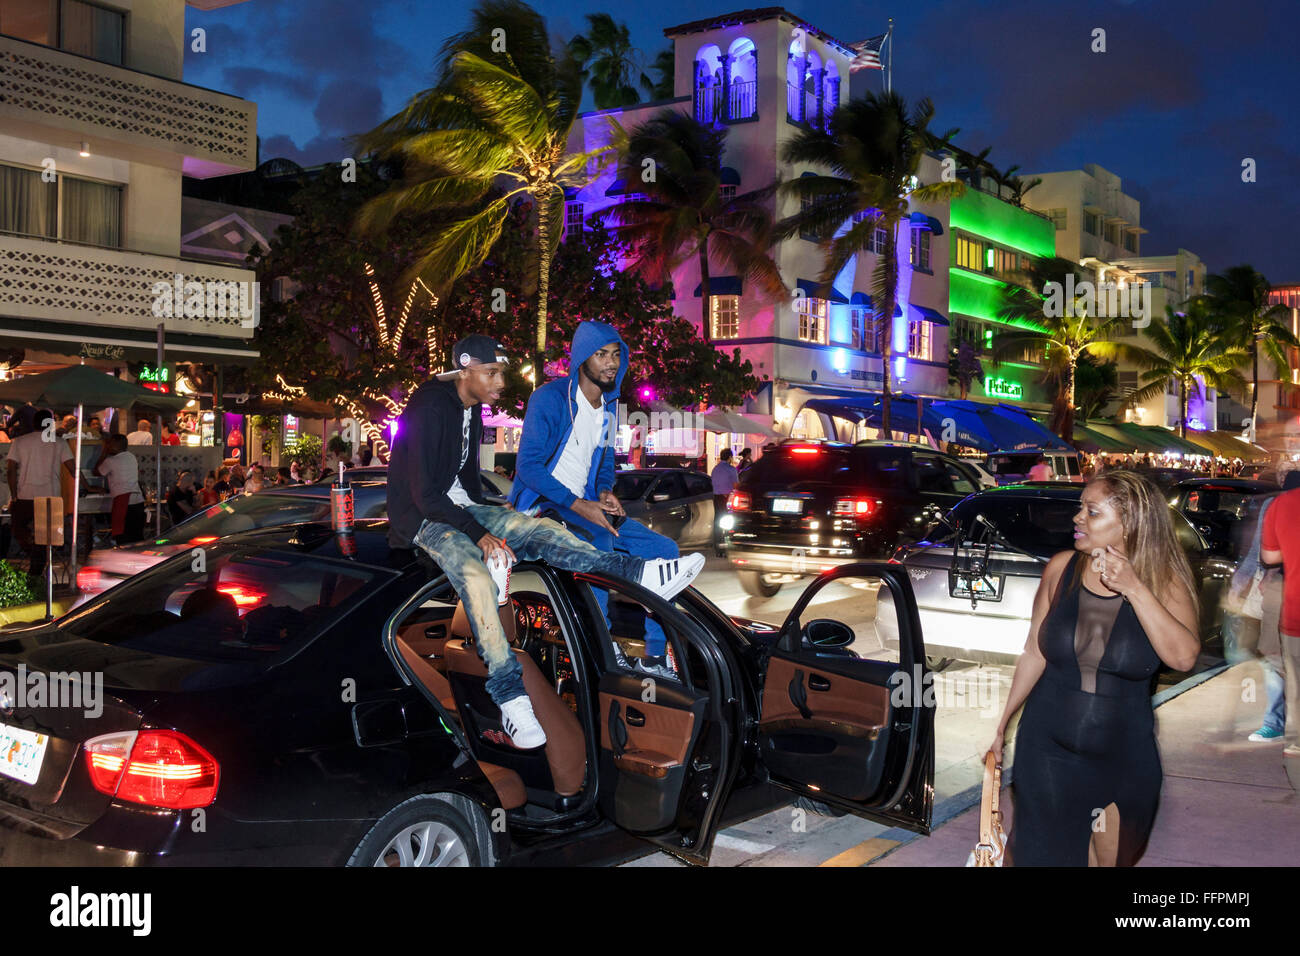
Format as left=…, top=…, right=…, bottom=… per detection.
left=648, top=46, right=674, bottom=101
left=1200, top=265, right=1299, bottom=441
left=776, top=91, right=965, bottom=436
left=606, top=108, right=786, bottom=342
left=569, top=13, right=655, bottom=110
left=354, top=0, right=614, bottom=382
left=994, top=256, right=1139, bottom=441
left=1121, top=301, right=1249, bottom=438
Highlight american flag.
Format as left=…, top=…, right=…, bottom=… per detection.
left=849, top=34, right=887, bottom=72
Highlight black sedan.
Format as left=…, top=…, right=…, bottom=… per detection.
left=0, top=522, right=934, bottom=866
left=1169, top=478, right=1278, bottom=559
left=613, top=468, right=717, bottom=548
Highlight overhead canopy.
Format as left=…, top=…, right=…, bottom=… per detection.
left=720, top=166, right=741, bottom=185
left=910, top=304, right=949, bottom=327
left=693, top=276, right=743, bottom=296
left=796, top=278, right=850, bottom=304
left=1083, top=421, right=1157, bottom=453
left=908, top=211, right=945, bottom=235
left=1181, top=429, right=1271, bottom=461
left=1109, top=422, right=1209, bottom=457
left=940, top=400, right=1071, bottom=451
left=1073, top=421, right=1132, bottom=453
left=0, top=364, right=186, bottom=411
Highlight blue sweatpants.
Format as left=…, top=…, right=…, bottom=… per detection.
left=541, top=501, right=678, bottom=657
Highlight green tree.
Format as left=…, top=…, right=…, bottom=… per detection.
left=1199, top=265, right=1299, bottom=440
left=648, top=46, right=674, bottom=100
left=948, top=339, right=984, bottom=399
left=776, top=91, right=966, bottom=436
left=607, top=108, right=786, bottom=342
left=355, top=0, right=614, bottom=382
left=994, top=256, right=1137, bottom=441
left=568, top=13, right=655, bottom=110
left=1121, top=302, right=1250, bottom=438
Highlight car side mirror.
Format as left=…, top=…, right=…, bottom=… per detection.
left=801, top=618, right=854, bottom=649
left=651, top=493, right=670, bottom=502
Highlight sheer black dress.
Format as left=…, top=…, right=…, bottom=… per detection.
left=1007, top=551, right=1163, bottom=866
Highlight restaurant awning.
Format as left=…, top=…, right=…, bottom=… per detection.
left=1107, top=422, right=1209, bottom=456
left=941, top=400, right=1071, bottom=451
left=796, top=278, right=850, bottom=304
left=1073, top=421, right=1132, bottom=453
left=1180, top=429, right=1271, bottom=461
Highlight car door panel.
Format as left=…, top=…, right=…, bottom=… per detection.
left=757, top=563, right=933, bottom=834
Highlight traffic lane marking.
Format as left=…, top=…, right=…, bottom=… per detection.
left=819, top=837, right=900, bottom=867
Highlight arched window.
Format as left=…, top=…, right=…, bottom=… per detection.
left=803, top=50, right=822, bottom=129
left=694, top=44, right=723, bottom=123
left=726, top=37, right=757, bottom=120
left=824, top=60, right=841, bottom=128
left=786, top=36, right=804, bottom=122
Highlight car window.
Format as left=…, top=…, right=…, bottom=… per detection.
left=945, top=462, right=977, bottom=495
left=162, top=493, right=330, bottom=542
left=748, top=446, right=855, bottom=486
left=58, top=545, right=384, bottom=664
left=572, top=581, right=693, bottom=688
left=684, top=473, right=714, bottom=496
left=613, top=474, right=656, bottom=500
left=912, top=455, right=954, bottom=494
left=946, top=496, right=1079, bottom=557
left=653, top=473, right=688, bottom=500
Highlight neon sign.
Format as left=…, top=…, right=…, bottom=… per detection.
left=139, top=365, right=171, bottom=394
left=984, top=376, right=1023, bottom=400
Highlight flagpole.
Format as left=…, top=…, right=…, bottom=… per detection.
left=886, top=18, right=893, bottom=93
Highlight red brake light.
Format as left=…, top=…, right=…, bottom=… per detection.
left=76, top=567, right=103, bottom=591
left=84, top=730, right=220, bottom=809
left=788, top=446, right=821, bottom=456
left=835, top=497, right=877, bottom=516
left=728, top=491, right=751, bottom=511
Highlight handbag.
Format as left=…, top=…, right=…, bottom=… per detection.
left=1240, top=569, right=1266, bottom=620
left=966, top=751, right=1006, bottom=867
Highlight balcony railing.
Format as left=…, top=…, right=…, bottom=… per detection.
left=728, top=79, right=756, bottom=120
left=0, top=232, right=258, bottom=339
left=0, top=34, right=257, bottom=177
left=694, top=84, right=722, bottom=124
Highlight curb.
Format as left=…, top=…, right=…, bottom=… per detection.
left=865, top=663, right=1231, bottom=865
left=0, top=595, right=75, bottom=626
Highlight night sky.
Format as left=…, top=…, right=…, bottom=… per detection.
left=182, top=0, right=1299, bottom=281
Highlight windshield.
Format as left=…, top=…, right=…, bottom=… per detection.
left=58, top=544, right=384, bottom=664
left=1179, top=487, right=1261, bottom=518
left=162, top=493, right=330, bottom=542
left=613, top=474, right=657, bottom=500
left=942, top=495, right=1080, bottom=557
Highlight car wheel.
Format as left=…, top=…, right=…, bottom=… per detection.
left=739, top=570, right=783, bottom=597
left=794, top=795, right=846, bottom=818
left=347, top=796, right=480, bottom=867
left=926, top=655, right=956, bottom=673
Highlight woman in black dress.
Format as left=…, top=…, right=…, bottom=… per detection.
left=988, top=471, right=1201, bottom=866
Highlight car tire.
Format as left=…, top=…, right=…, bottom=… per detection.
left=739, top=570, right=783, bottom=598
left=347, top=795, right=482, bottom=868
left=926, top=655, right=956, bottom=673
left=794, top=795, right=846, bottom=818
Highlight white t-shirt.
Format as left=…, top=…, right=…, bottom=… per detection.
left=97, top=451, right=144, bottom=505
left=447, top=406, right=474, bottom=507
left=552, top=394, right=606, bottom=499
left=126, top=430, right=153, bottom=445
left=7, top=430, right=73, bottom=500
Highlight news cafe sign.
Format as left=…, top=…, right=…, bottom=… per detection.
left=984, top=376, right=1023, bottom=401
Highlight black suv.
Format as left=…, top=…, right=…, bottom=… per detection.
left=724, top=440, right=984, bottom=596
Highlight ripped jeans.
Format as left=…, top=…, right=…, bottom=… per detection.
left=414, top=505, right=645, bottom=705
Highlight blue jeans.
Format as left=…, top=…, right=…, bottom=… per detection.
left=541, top=502, right=678, bottom=657
left=1224, top=612, right=1286, bottom=734
left=413, top=504, right=645, bottom=705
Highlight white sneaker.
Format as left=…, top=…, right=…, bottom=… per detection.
left=639, top=554, right=705, bottom=601
left=498, top=696, right=546, bottom=749
left=487, top=548, right=514, bottom=606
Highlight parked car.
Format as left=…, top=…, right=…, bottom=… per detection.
left=984, top=448, right=1083, bottom=484
left=1137, top=467, right=1200, bottom=493
left=0, top=522, right=934, bottom=866
left=1235, top=463, right=1281, bottom=484
left=613, top=468, right=716, bottom=548
left=957, top=457, right=999, bottom=490
left=75, top=481, right=389, bottom=603
left=875, top=485, right=1236, bottom=670
left=1169, top=478, right=1278, bottom=559
left=723, top=440, right=987, bottom=597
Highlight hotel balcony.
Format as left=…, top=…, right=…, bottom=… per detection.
left=0, top=33, right=257, bottom=178
left=0, top=231, right=257, bottom=342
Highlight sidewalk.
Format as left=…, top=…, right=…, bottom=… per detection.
left=871, top=660, right=1300, bottom=866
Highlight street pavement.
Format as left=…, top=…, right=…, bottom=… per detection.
left=625, top=556, right=1296, bottom=867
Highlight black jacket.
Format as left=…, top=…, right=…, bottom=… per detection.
left=386, top=379, right=487, bottom=548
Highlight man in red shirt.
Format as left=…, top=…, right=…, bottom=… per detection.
left=1261, top=470, right=1300, bottom=756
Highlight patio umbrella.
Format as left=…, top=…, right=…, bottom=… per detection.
left=0, top=364, right=186, bottom=585
left=940, top=400, right=1071, bottom=451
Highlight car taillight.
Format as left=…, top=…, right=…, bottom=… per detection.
left=788, top=446, right=821, bottom=456
left=728, top=491, right=751, bottom=511
left=84, top=730, right=220, bottom=810
left=834, top=497, right=877, bottom=517
left=76, top=567, right=103, bottom=591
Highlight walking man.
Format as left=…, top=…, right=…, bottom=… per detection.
left=710, top=448, right=739, bottom=557
left=6, top=408, right=74, bottom=581
left=388, top=335, right=703, bottom=748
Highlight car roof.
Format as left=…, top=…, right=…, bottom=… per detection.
left=1172, top=478, right=1276, bottom=492
left=959, top=483, right=1084, bottom=501
left=201, top=520, right=421, bottom=571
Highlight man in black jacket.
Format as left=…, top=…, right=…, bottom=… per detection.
left=387, top=335, right=703, bottom=750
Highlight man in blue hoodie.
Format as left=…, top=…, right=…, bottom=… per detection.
left=510, top=321, right=689, bottom=679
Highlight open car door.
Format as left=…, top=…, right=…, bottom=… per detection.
left=756, top=563, right=933, bottom=833
left=569, top=571, right=742, bottom=866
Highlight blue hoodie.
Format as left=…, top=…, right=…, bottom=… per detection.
left=509, top=320, right=629, bottom=515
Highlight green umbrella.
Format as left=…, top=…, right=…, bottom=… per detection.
left=0, top=365, right=185, bottom=599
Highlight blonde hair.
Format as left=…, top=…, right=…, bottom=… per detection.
left=1090, top=470, right=1198, bottom=609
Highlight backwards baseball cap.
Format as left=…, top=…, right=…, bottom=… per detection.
left=435, top=334, right=511, bottom=381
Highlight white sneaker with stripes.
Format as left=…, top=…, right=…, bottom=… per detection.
left=499, top=696, right=546, bottom=749
left=487, top=548, right=514, bottom=606
left=638, top=553, right=705, bottom=601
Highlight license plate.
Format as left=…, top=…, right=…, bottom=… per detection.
left=950, top=573, right=1002, bottom=600
left=0, top=722, right=49, bottom=785
left=771, top=498, right=803, bottom=514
